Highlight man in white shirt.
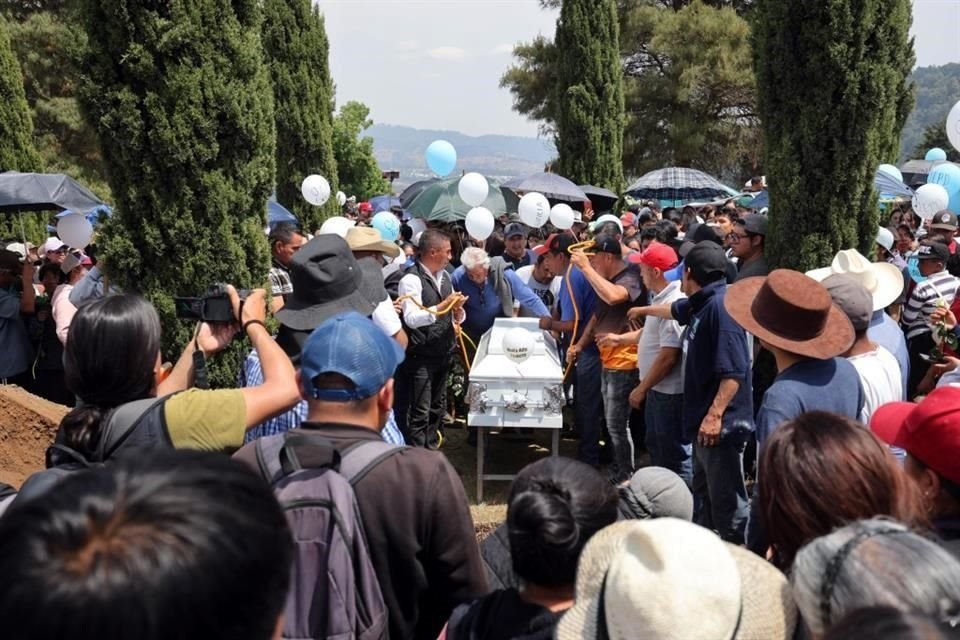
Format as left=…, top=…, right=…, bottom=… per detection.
left=515, top=249, right=561, bottom=316
left=823, top=274, right=902, bottom=424
left=52, top=252, right=92, bottom=345
left=625, top=242, right=691, bottom=485
left=396, top=229, right=466, bottom=448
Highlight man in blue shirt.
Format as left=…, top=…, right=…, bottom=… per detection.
left=451, top=247, right=549, bottom=344
left=723, top=268, right=863, bottom=555
left=539, top=233, right=604, bottom=465
left=634, top=243, right=753, bottom=542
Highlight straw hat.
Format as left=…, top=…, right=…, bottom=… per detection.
left=344, top=226, right=400, bottom=259
left=724, top=269, right=854, bottom=359
left=556, top=519, right=797, bottom=640
left=805, top=249, right=904, bottom=311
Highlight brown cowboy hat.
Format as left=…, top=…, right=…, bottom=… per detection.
left=724, top=269, right=854, bottom=359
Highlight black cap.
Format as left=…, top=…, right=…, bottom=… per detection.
left=504, top=222, right=528, bottom=238
left=547, top=233, right=576, bottom=255
left=593, top=235, right=622, bottom=257
left=916, top=240, right=950, bottom=262
left=739, top=214, right=768, bottom=236
left=685, top=243, right=728, bottom=283
left=931, top=210, right=959, bottom=231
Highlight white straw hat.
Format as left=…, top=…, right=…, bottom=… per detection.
left=806, top=248, right=904, bottom=311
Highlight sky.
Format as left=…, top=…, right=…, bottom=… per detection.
left=318, top=0, right=960, bottom=139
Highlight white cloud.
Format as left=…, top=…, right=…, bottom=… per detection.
left=426, top=46, right=467, bottom=62
left=491, top=43, right=514, bottom=55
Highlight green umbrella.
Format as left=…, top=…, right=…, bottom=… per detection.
left=406, top=176, right=519, bottom=222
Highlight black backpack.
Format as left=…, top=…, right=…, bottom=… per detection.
left=13, top=396, right=173, bottom=507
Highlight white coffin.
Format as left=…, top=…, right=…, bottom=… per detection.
left=466, top=318, right=565, bottom=429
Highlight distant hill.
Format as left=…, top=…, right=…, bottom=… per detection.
left=368, top=124, right=557, bottom=188
left=900, top=63, right=960, bottom=162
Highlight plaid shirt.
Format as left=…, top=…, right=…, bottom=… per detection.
left=241, top=350, right=406, bottom=446
left=268, top=260, right=294, bottom=299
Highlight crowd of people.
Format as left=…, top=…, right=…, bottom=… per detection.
left=0, top=190, right=959, bottom=639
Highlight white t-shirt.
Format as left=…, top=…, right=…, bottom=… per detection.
left=848, top=345, right=903, bottom=424
left=637, top=281, right=685, bottom=395
left=371, top=296, right=402, bottom=338
left=514, top=265, right=562, bottom=315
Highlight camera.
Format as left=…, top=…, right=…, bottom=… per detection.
left=174, top=284, right=249, bottom=323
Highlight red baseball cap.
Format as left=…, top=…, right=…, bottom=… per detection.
left=358, top=202, right=373, bottom=213
left=620, top=212, right=636, bottom=226
left=628, top=241, right=678, bottom=271
left=870, top=385, right=960, bottom=484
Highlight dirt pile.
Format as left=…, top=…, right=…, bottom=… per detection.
left=0, top=386, right=67, bottom=487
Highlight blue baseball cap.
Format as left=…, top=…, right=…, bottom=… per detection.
left=664, top=260, right=685, bottom=282
left=300, top=311, right=405, bottom=401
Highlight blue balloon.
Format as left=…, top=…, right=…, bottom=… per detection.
left=877, top=163, right=903, bottom=184
left=928, top=163, right=960, bottom=212
left=425, top=140, right=457, bottom=177
left=926, top=148, right=948, bottom=162
left=372, top=210, right=401, bottom=242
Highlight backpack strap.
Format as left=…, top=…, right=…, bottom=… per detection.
left=339, top=439, right=408, bottom=487
left=95, top=396, right=171, bottom=462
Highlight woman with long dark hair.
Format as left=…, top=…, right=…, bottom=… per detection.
left=758, top=411, right=927, bottom=569
left=54, top=288, right=298, bottom=464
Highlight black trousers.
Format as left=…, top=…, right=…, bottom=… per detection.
left=396, top=356, right=450, bottom=449
left=907, top=332, right=936, bottom=399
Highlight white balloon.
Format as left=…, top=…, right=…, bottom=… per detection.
left=458, top=172, right=489, bottom=207
left=408, top=218, right=427, bottom=236
left=502, top=327, right=535, bottom=364
left=518, top=192, right=550, bottom=228
left=301, top=175, right=331, bottom=206
left=549, top=203, right=575, bottom=230
left=336, top=190, right=347, bottom=206
left=465, top=206, right=495, bottom=241
left=57, top=213, right=93, bottom=249
left=318, top=216, right=355, bottom=238
left=912, top=183, right=951, bottom=221
left=947, top=100, right=960, bottom=153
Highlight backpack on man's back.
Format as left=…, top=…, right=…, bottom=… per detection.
left=253, top=431, right=399, bottom=640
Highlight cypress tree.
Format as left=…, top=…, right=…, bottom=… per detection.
left=553, top=0, right=624, bottom=193
left=753, top=0, right=914, bottom=272
left=76, top=0, right=275, bottom=386
left=263, top=0, right=338, bottom=231
left=0, top=16, right=41, bottom=173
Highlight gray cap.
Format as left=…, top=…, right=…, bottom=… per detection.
left=822, top=273, right=873, bottom=331
left=504, top=222, right=527, bottom=238
left=617, top=467, right=693, bottom=522
left=739, top=214, right=768, bottom=236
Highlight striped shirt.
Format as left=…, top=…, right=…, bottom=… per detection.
left=902, top=270, right=960, bottom=340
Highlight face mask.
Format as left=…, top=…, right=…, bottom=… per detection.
left=907, top=256, right=926, bottom=284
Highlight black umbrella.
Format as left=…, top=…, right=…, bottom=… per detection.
left=0, top=172, right=106, bottom=214
left=579, top=184, right=619, bottom=211
left=504, top=172, right=588, bottom=203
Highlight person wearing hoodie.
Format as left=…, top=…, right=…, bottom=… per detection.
left=444, top=458, right=618, bottom=640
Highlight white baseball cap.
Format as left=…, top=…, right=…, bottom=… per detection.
left=43, top=237, right=66, bottom=253
left=875, top=226, right=895, bottom=252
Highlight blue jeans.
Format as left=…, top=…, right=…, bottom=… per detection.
left=644, top=390, right=692, bottom=487
left=692, top=439, right=748, bottom=544
left=575, top=349, right=604, bottom=465
left=602, top=368, right=638, bottom=481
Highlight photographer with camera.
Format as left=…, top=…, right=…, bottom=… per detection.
left=0, top=249, right=35, bottom=387
left=16, top=286, right=299, bottom=501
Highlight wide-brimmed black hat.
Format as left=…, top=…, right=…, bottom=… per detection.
left=275, top=235, right=374, bottom=331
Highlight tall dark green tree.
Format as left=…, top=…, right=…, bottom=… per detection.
left=753, top=0, right=914, bottom=272
left=263, top=0, right=338, bottom=231
left=332, top=101, right=390, bottom=201
left=0, top=16, right=41, bottom=173
left=76, top=0, right=275, bottom=386
left=552, top=0, right=624, bottom=192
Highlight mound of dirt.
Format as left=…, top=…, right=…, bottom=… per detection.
left=0, top=386, right=67, bottom=488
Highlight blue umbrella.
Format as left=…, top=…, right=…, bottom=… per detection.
left=267, top=199, right=298, bottom=226
left=874, top=169, right=914, bottom=198
left=56, top=204, right=112, bottom=226
left=504, top=172, right=588, bottom=203
left=369, top=194, right=402, bottom=213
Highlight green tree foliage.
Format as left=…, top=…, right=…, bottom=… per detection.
left=912, top=120, right=960, bottom=163
left=0, top=16, right=41, bottom=173
left=263, top=0, right=338, bottom=231
left=501, top=0, right=757, bottom=181
left=552, top=0, right=624, bottom=191
left=332, top=101, right=390, bottom=204
left=900, top=63, right=960, bottom=161
left=753, top=0, right=914, bottom=272
left=77, top=0, right=275, bottom=386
